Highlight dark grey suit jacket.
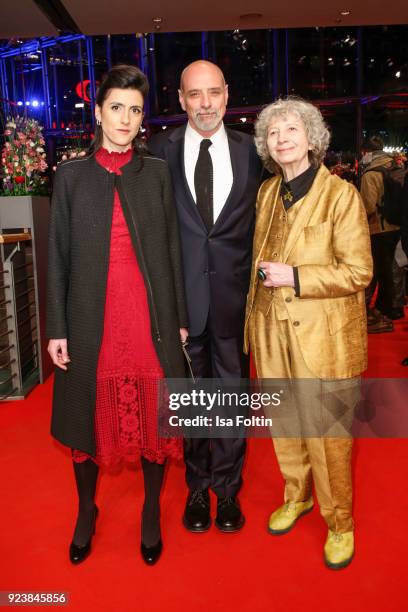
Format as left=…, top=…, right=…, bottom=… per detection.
left=149, top=124, right=263, bottom=337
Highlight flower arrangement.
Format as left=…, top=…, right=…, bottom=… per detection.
left=54, top=147, right=87, bottom=169
left=1, top=116, right=49, bottom=196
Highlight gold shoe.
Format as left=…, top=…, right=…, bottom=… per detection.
left=324, top=530, right=354, bottom=570
left=268, top=498, right=314, bottom=535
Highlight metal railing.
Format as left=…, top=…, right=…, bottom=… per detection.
left=0, top=232, right=39, bottom=400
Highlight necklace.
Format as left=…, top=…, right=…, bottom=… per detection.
left=281, top=183, right=294, bottom=203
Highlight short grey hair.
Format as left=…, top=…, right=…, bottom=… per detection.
left=254, top=96, right=331, bottom=174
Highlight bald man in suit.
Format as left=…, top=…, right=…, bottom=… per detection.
left=149, top=61, right=262, bottom=533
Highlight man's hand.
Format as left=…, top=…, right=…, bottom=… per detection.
left=258, top=261, right=295, bottom=288
left=48, top=339, right=70, bottom=371
left=179, top=328, right=189, bottom=344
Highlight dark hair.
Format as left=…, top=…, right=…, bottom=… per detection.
left=362, top=135, right=384, bottom=152
left=89, top=64, right=149, bottom=155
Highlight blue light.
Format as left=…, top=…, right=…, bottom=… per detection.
left=32, top=100, right=39, bottom=107
left=17, top=101, right=23, bottom=106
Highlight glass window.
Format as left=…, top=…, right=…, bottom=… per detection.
left=288, top=27, right=358, bottom=98
left=213, top=30, right=272, bottom=106
left=154, top=32, right=202, bottom=115
left=363, top=25, right=408, bottom=95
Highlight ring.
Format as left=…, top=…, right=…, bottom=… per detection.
left=257, top=268, right=266, bottom=281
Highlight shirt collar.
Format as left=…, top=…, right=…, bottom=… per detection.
left=280, top=164, right=319, bottom=210
left=185, top=121, right=227, bottom=150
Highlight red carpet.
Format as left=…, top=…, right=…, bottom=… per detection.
left=1, top=315, right=407, bottom=611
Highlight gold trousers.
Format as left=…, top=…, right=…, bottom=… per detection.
left=249, top=303, right=356, bottom=533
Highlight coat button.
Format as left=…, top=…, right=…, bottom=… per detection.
left=285, top=297, right=292, bottom=303
left=293, top=320, right=300, bottom=326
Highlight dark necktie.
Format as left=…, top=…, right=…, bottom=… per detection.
left=194, top=139, right=213, bottom=230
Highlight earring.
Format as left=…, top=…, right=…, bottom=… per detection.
left=96, top=119, right=101, bottom=126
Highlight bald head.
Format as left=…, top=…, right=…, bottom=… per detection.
left=178, top=60, right=228, bottom=137
left=179, top=60, right=226, bottom=91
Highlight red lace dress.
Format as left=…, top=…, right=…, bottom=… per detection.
left=73, top=147, right=182, bottom=466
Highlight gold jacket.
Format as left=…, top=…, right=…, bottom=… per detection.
left=244, top=165, right=373, bottom=379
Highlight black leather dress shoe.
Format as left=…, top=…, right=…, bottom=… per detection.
left=182, top=489, right=211, bottom=532
left=215, top=497, right=245, bottom=532
left=141, top=539, right=163, bottom=565
left=69, top=506, right=98, bottom=565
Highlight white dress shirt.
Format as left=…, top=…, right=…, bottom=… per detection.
left=184, top=122, right=233, bottom=223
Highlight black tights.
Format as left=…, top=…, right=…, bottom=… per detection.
left=140, top=456, right=165, bottom=546
left=71, top=456, right=165, bottom=547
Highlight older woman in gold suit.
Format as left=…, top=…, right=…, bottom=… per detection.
left=244, top=97, right=372, bottom=569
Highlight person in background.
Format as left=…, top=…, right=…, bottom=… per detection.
left=246, top=96, right=372, bottom=569
left=360, top=136, right=400, bottom=333
left=47, top=65, right=188, bottom=566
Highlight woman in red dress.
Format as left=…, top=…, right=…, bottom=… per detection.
left=47, top=65, right=188, bottom=566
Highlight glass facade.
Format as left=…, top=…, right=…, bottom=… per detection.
left=1, top=24, right=407, bottom=161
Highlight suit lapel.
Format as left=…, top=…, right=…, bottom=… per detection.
left=258, top=179, right=282, bottom=262
left=282, top=165, right=330, bottom=262
left=167, top=126, right=207, bottom=231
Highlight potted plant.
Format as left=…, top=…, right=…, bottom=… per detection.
left=0, top=115, right=52, bottom=389
left=1, top=116, right=49, bottom=196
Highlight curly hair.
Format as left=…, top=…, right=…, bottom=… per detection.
left=254, top=96, right=331, bottom=174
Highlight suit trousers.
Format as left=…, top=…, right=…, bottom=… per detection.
left=184, top=315, right=248, bottom=498
left=365, top=230, right=400, bottom=317
left=249, top=303, right=357, bottom=533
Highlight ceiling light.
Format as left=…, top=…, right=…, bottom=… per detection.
left=395, top=71, right=401, bottom=78
left=340, top=9, right=351, bottom=16
left=152, top=16, right=163, bottom=30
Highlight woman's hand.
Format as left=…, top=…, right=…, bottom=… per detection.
left=48, top=339, right=70, bottom=371
left=258, top=261, right=295, bottom=288
left=179, top=328, right=189, bottom=344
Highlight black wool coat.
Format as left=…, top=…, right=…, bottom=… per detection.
left=46, top=151, right=189, bottom=456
